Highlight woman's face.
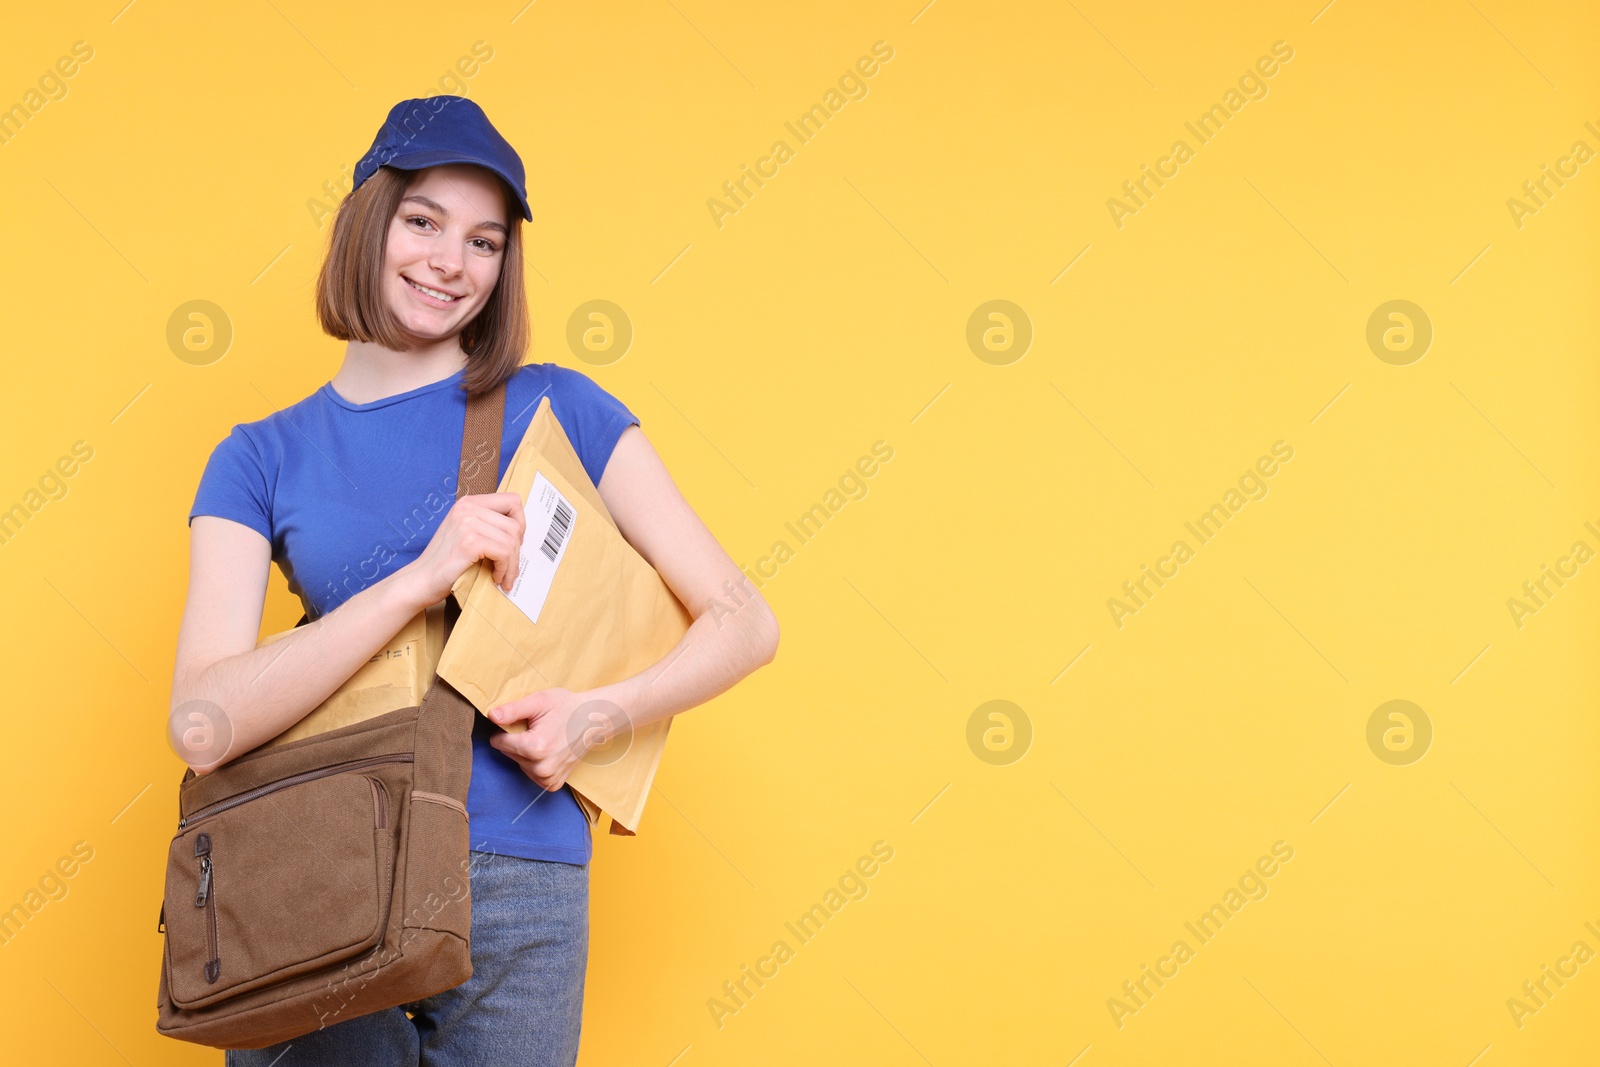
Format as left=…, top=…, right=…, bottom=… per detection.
left=383, top=164, right=509, bottom=345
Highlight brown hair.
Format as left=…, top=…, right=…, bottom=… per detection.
left=314, top=165, right=530, bottom=398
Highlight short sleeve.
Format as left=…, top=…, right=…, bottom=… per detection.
left=189, top=424, right=273, bottom=543
left=545, top=364, right=641, bottom=486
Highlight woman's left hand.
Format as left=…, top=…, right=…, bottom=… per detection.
left=485, top=687, right=624, bottom=792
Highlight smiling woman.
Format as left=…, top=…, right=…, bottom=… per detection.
left=170, top=95, right=777, bottom=1066
left=314, top=159, right=530, bottom=402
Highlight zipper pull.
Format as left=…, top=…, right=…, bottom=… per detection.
left=195, top=856, right=212, bottom=907
left=194, top=833, right=213, bottom=907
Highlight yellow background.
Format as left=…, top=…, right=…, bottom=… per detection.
left=1, top=1, right=1596, bottom=1063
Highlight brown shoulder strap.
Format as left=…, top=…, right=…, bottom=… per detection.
left=457, top=380, right=508, bottom=499
left=444, top=379, right=508, bottom=636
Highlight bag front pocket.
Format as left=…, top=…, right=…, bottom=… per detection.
left=163, top=755, right=410, bottom=1010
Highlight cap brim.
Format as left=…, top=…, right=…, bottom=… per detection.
left=380, top=151, right=533, bottom=221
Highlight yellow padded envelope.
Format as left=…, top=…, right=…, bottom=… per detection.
left=257, top=602, right=447, bottom=748
left=435, top=395, right=693, bottom=835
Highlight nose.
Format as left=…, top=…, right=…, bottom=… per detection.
left=428, top=237, right=465, bottom=280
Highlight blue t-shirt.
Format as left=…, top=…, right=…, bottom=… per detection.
left=188, top=361, right=640, bottom=866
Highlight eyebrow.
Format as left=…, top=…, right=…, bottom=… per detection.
left=400, top=194, right=509, bottom=237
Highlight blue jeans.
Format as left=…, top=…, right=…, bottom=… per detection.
left=226, top=850, right=588, bottom=1067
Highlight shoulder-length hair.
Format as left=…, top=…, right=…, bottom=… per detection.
left=314, top=164, right=530, bottom=398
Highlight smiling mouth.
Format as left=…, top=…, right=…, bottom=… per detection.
left=403, top=277, right=463, bottom=303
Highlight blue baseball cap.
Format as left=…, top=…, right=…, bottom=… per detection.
left=352, top=96, right=532, bottom=222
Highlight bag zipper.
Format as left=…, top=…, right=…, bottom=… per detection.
left=176, top=753, right=414, bottom=831
left=194, top=832, right=221, bottom=983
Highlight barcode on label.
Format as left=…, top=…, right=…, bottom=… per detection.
left=505, top=472, right=578, bottom=625
left=541, top=500, right=574, bottom=561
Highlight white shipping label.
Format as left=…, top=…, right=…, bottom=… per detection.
left=504, top=472, right=577, bottom=624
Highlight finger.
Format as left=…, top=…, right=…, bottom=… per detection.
left=479, top=516, right=525, bottom=592
left=530, top=760, right=563, bottom=792
left=507, top=753, right=543, bottom=784
left=489, top=734, right=531, bottom=766
left=540, top=763, right=570, bottom=792
left=498, top=541, right=521, bottom=592
left=489, top=690, right=557, bottom=726
left=487, top=701, right=531, bottom=726
left=461, top=507, right=522, bottom=543
left=490, top=540, right=518, bottom=591
left=491, top=740, right=560, bottom=791
left=460, top=512, right=523, bottom=589
left=468, top=496, right=527, bottom=580
left=478, top=492, right=528, bottom=520
left=491, top=729, right=546, bottom=761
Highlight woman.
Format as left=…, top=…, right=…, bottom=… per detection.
left=173, top=96, right=779, bottom=1066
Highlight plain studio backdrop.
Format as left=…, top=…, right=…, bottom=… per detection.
left=0, top=2, right=1596, bottom=1064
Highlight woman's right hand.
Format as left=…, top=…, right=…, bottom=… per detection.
left=400, top=492, right=527, bottom=606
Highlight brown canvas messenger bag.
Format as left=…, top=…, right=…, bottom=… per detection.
left=156, top=378, right=507, bottom=1050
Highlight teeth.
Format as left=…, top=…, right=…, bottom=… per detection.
left=406, top=278, right=459, bottom=301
